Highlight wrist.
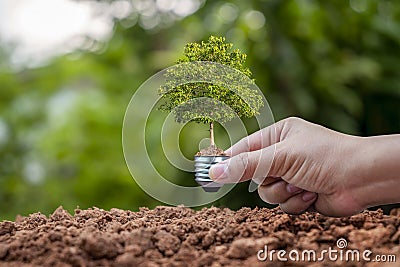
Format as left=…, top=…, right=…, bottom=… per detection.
left=347, top=135, right=400, bottom=209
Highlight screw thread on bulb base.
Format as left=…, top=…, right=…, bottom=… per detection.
left=194, top=156, right=229, bottom=192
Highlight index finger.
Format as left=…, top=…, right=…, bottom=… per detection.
left=225, top=119, right=285, bottom=157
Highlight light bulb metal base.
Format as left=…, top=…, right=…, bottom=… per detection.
left=194, top=155, right=229, bottom=192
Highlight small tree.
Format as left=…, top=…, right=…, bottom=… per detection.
left=159, top=36, right=263, bottom=154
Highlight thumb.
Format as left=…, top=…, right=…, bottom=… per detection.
left=209, top=143, right=281, bottom=184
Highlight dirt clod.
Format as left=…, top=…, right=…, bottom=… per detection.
left=0, top=222, right=14, bottom=236
left=0, top=206, right=399, bottom=266
left=195, top=145, right=226, bottom=156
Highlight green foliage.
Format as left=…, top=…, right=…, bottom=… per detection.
left=177, top=36, right=251, bottom=76
left=158, top=36, right=263, bottom=124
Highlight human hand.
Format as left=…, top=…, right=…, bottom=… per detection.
left=209, top=117, right=385, bottom=217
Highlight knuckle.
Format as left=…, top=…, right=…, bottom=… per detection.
left=281, top=117, right=306, bottom=133
left=284, top=116, right=301, bottom=125
left=238, top=153, right=254, bottom=178
left=237, top=153, right=248, bottom=168
left=228, top=153, right=249, bottom=179
left=239, top=136, right=250, bottom=150
left=269, top=143, right=286, bottom=176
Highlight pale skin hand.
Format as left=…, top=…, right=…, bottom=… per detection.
left=209, top=117, right=400, bottom=217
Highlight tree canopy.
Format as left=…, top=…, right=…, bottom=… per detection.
left=158, top=36, right=263, bottom=124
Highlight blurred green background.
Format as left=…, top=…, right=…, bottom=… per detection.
left=0, top=0, right=399, bottom=220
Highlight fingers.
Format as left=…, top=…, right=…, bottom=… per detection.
left=211, top=118, right=305, bottom=184
left=209, top=143, right=277, bottom=183
left=225, top=119, right=286, bottom=157
left=225, top=117, right=307, bottom=157
left=279, top=191, right=317, bottom=214
left=258, top=179, right=317, bottom=214
left=258, top=180, right=303, bottom=204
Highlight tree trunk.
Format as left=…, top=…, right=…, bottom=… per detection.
left=210, top=122, right=215, bottom=147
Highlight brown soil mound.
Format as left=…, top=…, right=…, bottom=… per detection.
left=0, top=206, right=399, bottom=267
left=195, top=145, right=226, bottom=156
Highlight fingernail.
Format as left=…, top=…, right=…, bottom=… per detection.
left=209, top=163, right=227, bottom=180
left=286, top=184, right=302, bottom=194
left=302, top=192, right=317, bottom=202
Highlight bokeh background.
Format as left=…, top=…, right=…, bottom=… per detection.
left=1, top=0, right=399, bottom=220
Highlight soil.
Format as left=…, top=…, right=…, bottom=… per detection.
left=0, top=206, right=399, bottom=267
left=195, top=145, right=226, bottom=156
